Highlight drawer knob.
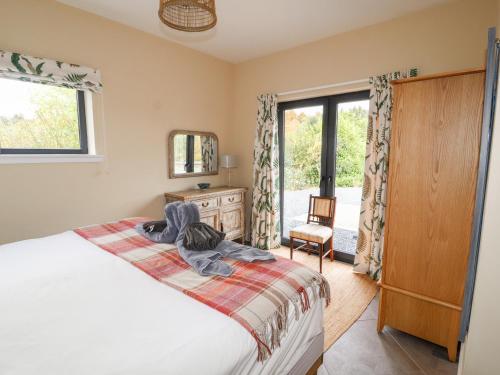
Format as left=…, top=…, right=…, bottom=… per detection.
left=228, top=197, right=235, bottom=202
left=201, top=202, right=209, bottom=207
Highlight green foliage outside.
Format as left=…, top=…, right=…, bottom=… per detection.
left=284, top=111, right=322, bottom=190
left=0, top=85, right=80, bottom=149
left=284, top=106, right=368, bottom=190
left=335, top=106, right=369, bottom=187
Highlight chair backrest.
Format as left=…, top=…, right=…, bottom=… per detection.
left=307, top=195, right=337, bottom=228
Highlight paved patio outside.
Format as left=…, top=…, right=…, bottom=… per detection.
left=283, top=187, right=361, bottom=256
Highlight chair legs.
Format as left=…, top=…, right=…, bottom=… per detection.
left=289, top=237, right=334, bottom=274
left=319, top=243, right=323, bottom=274
left=330, top=236, right=334, bottom=262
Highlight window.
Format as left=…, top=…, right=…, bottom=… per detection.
left=0, top=78, right=88, bottom=154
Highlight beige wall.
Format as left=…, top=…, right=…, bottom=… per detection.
left=459, top=2, right=500, bottom=373
left=0, top=0, right=234, bottom=244
left=229, top=0, right=496, bottom=207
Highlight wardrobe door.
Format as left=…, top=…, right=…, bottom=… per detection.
left=385, top=72, right=484, bottom=304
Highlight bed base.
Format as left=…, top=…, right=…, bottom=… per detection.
left=289, top=330, right=324, bottom=375
left=305, top=354, right=323, bottom=375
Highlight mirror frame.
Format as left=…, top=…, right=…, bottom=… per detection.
left=168, top=130, right=219, bottom=179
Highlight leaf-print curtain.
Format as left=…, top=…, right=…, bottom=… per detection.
left=353, top=68, right=418, bottom=280
left=201, top=136, right=216, bottom=172
left=0, top=50, right=102, bottom=93
left=251, top=94, right=281, bottom=250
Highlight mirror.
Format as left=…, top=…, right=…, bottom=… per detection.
left=168, top=130, right=218, bottom=178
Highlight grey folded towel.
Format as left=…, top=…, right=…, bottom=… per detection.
left=136, top=201, right=275, bottom=277
left=183, top=222, right=225, bottom=250
left=135, top=201, right=182, bottom=243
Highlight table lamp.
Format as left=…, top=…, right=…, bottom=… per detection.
left=220, top=154, right=237, bottom=186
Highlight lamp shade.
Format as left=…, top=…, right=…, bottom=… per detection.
left=158, top=0, right=217, bottom=32
left=220, top=154, right=237, bottom=168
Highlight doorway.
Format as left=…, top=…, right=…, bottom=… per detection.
left=278, top=91, right=370, bottom=263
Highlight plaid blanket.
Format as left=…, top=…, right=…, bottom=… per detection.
left=75, top=218, right=330, bottom=361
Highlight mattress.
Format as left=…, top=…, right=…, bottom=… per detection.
left=0, top=231, right=324, bottom=375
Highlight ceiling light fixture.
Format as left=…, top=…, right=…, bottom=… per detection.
left=158, top=0, right=217, bottom=32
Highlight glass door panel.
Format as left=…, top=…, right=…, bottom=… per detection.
left=281, top=104, right=324, bottom=241
left=278, top=91, right=370, bottom=263
left=332, top=99, right=370, bottom=258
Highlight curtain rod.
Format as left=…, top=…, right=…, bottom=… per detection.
left=277, top=78, right=369, bottom=96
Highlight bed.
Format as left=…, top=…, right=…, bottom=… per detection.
left=0, top=222, right=327, bottom=375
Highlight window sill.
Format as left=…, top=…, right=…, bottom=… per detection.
left=0, top=154, right=105, bottom=165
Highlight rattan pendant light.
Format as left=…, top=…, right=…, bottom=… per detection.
left=158, top=0, right=217, bottom=32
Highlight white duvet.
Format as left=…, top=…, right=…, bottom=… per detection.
left=0, top=231, right=323, bottom=375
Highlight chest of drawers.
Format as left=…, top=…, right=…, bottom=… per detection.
left=164, top=186, right=247, bottom=241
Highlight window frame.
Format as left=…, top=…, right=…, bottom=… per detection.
left=184, top=134, right=195, bottom=173
left=0, top=88, right=89, bottom=155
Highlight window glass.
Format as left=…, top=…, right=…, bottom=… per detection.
left=0, top=78, right=86, bottom=153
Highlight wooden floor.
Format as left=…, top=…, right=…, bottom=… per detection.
left=272, top=246, right=377, bottom=349
left=318, top=294, right=459, bottom=375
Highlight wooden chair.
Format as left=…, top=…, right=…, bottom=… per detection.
left=289, top=195, right=336, bottom=273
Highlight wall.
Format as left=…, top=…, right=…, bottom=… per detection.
left=458, top=2, right=500, bottom=373
left=229, top=0, right=497, bottom=227
left=0, top=0, right=234, bottom=244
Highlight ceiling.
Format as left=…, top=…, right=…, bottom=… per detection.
left=57, top=0, right=451, bottom=63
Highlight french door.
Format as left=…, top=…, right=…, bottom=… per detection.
left=278, top=90, right=370, bottom=263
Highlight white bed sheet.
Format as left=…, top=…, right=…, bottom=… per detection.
left=0, top=231, right=323, bottom=375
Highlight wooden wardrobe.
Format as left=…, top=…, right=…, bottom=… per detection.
left=377, top=69, right=485, bottom=362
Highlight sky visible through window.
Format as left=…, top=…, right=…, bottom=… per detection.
left=0, top=79, right=39, bottom=119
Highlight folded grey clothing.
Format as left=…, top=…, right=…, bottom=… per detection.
left=183, top=222, right=226, bottom=250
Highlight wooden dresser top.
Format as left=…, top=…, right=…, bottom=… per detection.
left=164, top=186, right=247, bottom=200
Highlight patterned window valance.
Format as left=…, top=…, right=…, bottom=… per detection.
left=0, top=50, right=102, bottom=93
